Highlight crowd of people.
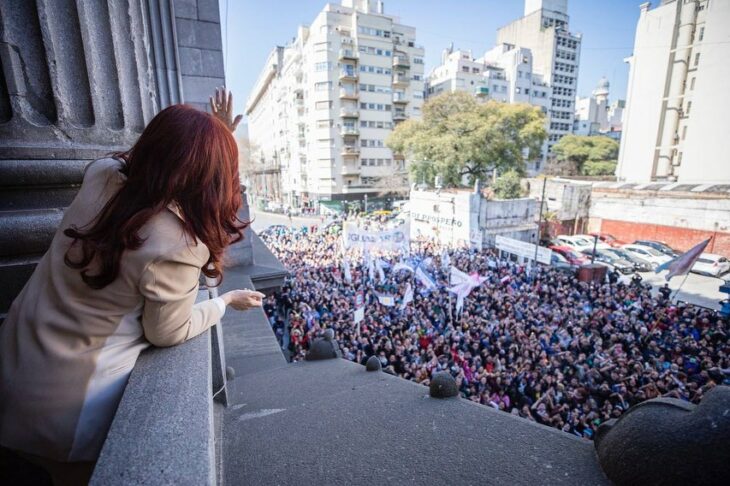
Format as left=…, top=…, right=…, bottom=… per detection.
left=260, top=223, right=729, bottom=440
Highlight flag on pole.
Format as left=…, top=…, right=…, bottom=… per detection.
left=415, top=266, right=437, bottom=290
left=375, top=293, right=396, bottom=306
left=400, top=283, right=413, bottom=311
left=375, top=258, right=386, bottom=284
left=342, top=256, right=352, bottom=283
left=448, top=266, right=488, bottom=315
left=364, top=249, right=375, bottom=282
left=441, top=248, right=451, bottom=271
left=654, top=238, right=711, bottom=281
left=393, top=261, right=414, bottom=274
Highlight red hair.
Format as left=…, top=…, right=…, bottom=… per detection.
left=64, top=104, right=246, bottom=289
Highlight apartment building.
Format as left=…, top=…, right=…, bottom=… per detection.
left=496, top=0, right=582, bottom=154
left=616, top=0, right=730, bottom=183
left=245, top=0, right=425, bottom=208
left=574, top=77, right=624, bottom=140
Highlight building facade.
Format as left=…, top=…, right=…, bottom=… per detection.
left=245, top=0, right=425, bottom=208
left=496, top=0, right=582, bottom=155
left=574, top=77, right=624, bottom=140
left=616, top=0, right=730, bottom=183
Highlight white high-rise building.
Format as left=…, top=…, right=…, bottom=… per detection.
left=616, top=0, right=730, bottom=183
left=245, top=0, right=425, bottom=209
left=496, top=0, right=582, bottom=154
left=574, top=77, right=623, bottom=139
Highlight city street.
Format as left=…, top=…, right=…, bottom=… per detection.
left=621, top=270, right=727, bottom=311
left=248, top=210, right=322, bottom=233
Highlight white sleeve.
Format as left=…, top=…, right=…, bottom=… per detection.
left=212, top=297, right=227, bottom=318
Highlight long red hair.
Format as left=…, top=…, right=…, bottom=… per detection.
left=64, top=104, right=246, bottom=289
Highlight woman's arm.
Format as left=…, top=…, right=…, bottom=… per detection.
left=138, top=247, right=264, bottom=347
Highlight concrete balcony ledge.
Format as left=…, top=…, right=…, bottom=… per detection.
left=91, top=290, right=217, bottom=486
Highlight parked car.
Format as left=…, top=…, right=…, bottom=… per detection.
left=604, top=248, right=653, bottom=272
left=622, top=244, right=673, bottom=269
left=574, top=234, right=612, bottom=251
left=550, top=252, right=578, bottom=274
left=589, top=232, right=626, bottom=248
left=549, top=245, right=590, bottom=265
left=581, top=249, right=635, bottom=274
left=691, top=253, right=730, bottom=277
left=633, top=240, right=679, bottom=258
left=555, top=235, right=594, bottom=252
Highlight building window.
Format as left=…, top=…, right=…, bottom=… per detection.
left=315, top=101, right=332, bottom=110
left=694, top=53, right=700, bottom=66
left=314, top=81, right=331, bottom=91
left=686, top=101, right=692, bottom=114
left=690, top=77, right=696, bottom=90
left=682, top=125, right=688, bottom=140
left=316, top=119, right=332, bottom=128
left=698, top=26, right=705, bottom=41
left=315, top=62, right=331, bottom=72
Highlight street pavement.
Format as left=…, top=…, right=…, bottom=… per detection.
left=621, top=269, right=727, bottom=310
left=247, top=209, right=321, bottom=233
left=249, top=211, right=728, bottom=310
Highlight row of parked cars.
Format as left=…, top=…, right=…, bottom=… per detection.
left=547, top=233, right=730, bottom=278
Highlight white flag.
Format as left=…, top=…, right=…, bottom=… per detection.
left=400, top=283, right=413, bottom=311
left=375, top=258, right=386, bottom=284
left=393, top=261, right=414, bottom=274
left=441, top=248, right=451, bottom=270
left=342, top=256, right=352, bottom=283
left=448, top=267, right=488, bottom=315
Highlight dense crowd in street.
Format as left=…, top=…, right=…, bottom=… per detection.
left=260, top=225, right=729, bottom=440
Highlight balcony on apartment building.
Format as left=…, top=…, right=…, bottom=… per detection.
left=340, top=106, right=360, bottom=118
left=393, top=109, right=407, bottom=121
left=339, top=67, right=358, bottom=81
left=339, top=48, right=358, bottom=61
left=393, top=72, right=410, bottom=87
left=341, top=162, right=361, bottom=175
left=340, top=126, right=360, bottom=137
left=392, top=53, right=410, bottom=69
left=341, top=144, right=360, bottom=157
left=393, top=91, right=408, bottom=105
left=339, top=87, right=359, bottom=100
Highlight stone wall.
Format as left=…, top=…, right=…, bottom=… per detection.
left=0, top=0, right=226, bottom=318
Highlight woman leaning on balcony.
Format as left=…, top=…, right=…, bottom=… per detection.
left=0, top=89, right=263, bottom=485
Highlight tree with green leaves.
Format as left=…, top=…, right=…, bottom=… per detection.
left=386, top=92, right=546, bottom=187
left=491, top=169, right=524, bottom=199
left=551, top=135, right=619, bottom=175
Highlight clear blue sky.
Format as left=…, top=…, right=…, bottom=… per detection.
left=220, top=0, right=643, bottom=118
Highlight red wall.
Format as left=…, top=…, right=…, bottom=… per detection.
left=600, top=219, right=730, bottom=256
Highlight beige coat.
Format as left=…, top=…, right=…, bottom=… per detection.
left=0, top=158, right=223, bottom=462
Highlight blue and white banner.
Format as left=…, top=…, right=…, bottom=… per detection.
left=342, top=221, right=410, bottom=251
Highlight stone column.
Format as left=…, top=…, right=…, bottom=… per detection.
left=0, top=0, right=227, bottom=318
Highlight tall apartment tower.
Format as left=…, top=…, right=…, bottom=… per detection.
left=496, top=0, right=582, bottom=154
left=246, top=0, right=425, bottom=208
left=616, top=0, right=730, bottom=183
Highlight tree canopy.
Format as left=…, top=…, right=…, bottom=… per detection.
left=386, top=92, right=546, bottom=187
left=551, top=135, right=619, bottom=175
left=491, top=169, right=524, bottom=199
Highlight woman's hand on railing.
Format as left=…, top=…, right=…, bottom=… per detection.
left=221, top=289, right=265, bottom=311
left=209, top=87, right=243, bottom=133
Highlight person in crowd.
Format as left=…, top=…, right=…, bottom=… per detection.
left=261, top=225, right=729, bottom=441
left=0, top=90, right=264, bottom=485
